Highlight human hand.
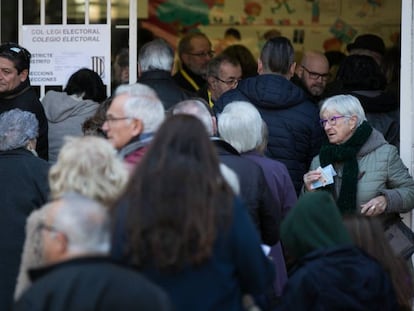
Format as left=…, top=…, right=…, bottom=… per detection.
left=360, top=195, right=387, bottom=216
left=303, top=170, right=322, bottom=191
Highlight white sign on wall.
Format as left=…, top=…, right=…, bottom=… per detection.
left=21, top=25, right=110, bottom=86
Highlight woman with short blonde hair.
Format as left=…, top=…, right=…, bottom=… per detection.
left=15, top=136, right=128, bottom=300
left=49, top=136, right=128, bottom=206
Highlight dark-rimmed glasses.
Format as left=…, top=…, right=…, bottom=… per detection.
left=214, top=76, right=241, bottom=87
left=301, top=65, right=330, bottom=81
left=186, top=50, right=215, bottom=58
left=319, top=115, right=350, bottom=127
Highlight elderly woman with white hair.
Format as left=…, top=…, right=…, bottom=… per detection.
left=218, top=100, right=297, bottom=304
left=303, top=94, right=414, bottom=259
left=0, top=109, right=50, bottom=309
left=14, top=136, right=129, bottom=300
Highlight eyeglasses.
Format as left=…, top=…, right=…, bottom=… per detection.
left=214, top=76, right=241, bottom=87
left=319, top=115, right=350, bottom=127
left=103, top=116, right=132, bottom=124
left=301, top=66, right=330, bottom=81
left=186, top=50, right=215, bottom=58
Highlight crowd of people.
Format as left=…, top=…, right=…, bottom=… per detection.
left=0, top=29, right=412, bottom=311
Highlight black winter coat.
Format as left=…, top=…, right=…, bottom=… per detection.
left=0, top=79, right=49, bottom=160
left=214, top=74, right=323, bottom=194
left=138, top=70, right=190, bottom=111
left=14, top=257, right=172, bottom=311
left=0, top=148, right=49, bottom=310
left=172, top=64, right=206, bottom=94
left=213, top=139, right=281, bottom=246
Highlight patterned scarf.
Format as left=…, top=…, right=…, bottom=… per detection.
left=319, top=121, right=372, bottom=214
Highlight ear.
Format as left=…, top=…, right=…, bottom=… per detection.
left=257, top=59, right=263, bottom=74
left=19, top=69, right=29, bottom=82
left=287, top=62, right=296, bottom=79
left=296, top=64, right=304, bottom=76
left=207, top=76, right=216, bottom=89
left=55, top=232, right=68, bottom=255
left=349, top=115, right=358, bottom=130
left=181, top=53, right=190, bottom=66
left=131, top=118, right=143, bottom=136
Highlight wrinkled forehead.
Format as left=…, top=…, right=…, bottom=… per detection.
left=189, top=36, right=211, bottom=51
left=0, top=56, right=17, bottom=69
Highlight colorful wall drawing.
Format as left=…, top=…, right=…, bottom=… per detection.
left=140, top=0, right=400, bottom=57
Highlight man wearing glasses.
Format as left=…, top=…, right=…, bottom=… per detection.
left=199, top=54, right=242, bottom=108
left=101, top=83, right=165, bottom=170
left=0, top=42, right=48, bottom=160
left=292, top=51, right=330, bottom=105
left=173, top=32, right=214, bottom=94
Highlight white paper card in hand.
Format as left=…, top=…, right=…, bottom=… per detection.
left=310, top=164, right=337, bottom=189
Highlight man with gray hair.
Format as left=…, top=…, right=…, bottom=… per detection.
left=198, top=54, right=242, bottom=108
left=214, top=37, right=323, bottom=194
left=14, top=192, right=171, bottom=311
left=172, top=99, right=280, bottom=247
left=0, top=108, right=49, bottom=310
left=138, top=39, right=189, bottom=111
left=102, top=83, right=165, bottom=169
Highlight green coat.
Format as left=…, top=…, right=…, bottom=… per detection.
left=309, top=129, right=414, bottom=215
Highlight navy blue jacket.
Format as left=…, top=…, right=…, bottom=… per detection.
left=214, top=74, right=323, bottom=194
left=276, top=246, right=399, bottom=311
left=111, top=197, right=275, bottom=311
left=213, top=139, right=281, bottom=246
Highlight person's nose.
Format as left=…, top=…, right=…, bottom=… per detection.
left=101, top=121, right=109, bottom=132
left=324, top=121, right=332, bottom=130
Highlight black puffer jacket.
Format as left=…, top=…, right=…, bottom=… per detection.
left=214, top=74, right=323, bottom=194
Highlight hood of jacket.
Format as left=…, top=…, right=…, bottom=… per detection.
left=234, top=74, right=307, bottom=110
left=42, top=91, right=99, bottom=123
left=357, top=128, right=388, bottom=158
left=281, top=191, right=352, bottom=260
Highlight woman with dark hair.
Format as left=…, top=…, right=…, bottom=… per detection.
left=41, top=68, right=107, bottom=163
left=111, top=114, right=274, bottom=311
left=343, top=215, right=413, bottom=310
left=326, top=54, right=400, bottom=148
left=221, top=44, right=258, bottom=79
left=63, top=68, right=107, bottom=102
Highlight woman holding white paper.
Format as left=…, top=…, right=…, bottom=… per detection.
left=302, top=95, right=414, bottom=258
left=303, top=94, right=414, bottom=214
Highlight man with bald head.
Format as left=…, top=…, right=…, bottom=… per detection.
left=292, top=51, right=330, bottom=105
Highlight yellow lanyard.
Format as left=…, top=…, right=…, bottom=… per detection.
left=207, top=90, right=214, bottom=108
left=180, top=69, right=200, bottom=91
